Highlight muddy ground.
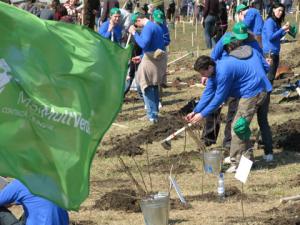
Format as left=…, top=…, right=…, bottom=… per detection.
left=272, top=118, right=300, bottom=151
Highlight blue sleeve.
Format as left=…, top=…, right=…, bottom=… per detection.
left=266, top=23, right=286, bottom=41
left=193, top=78, right=216, bottom=113
left=99, top=22, right=111, bottom=39
left=0, top=180, right=21, bottom=206
left=162, top=24, right=171, bottom=46
left=211, top=37, right=225, bottom=61
left=243, top=12, right=255, bottom=28
left=200, top=70, right=232, bottom=117
left=134, top=25, right=152, bottom=49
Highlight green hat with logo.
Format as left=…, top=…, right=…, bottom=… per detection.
left=232, top=22, right=249, bottom=40
left=233, top=117, right=251, bottom=140
left=236, top=4, right=248, bottom=13
left=131, top=12, right=141, bottom=23
left=153, top=9, right=164, bottom=24
left=222, top=34, right=237, bottom=45
left=110, top=7, right=121, bottom=16
left=288, top=24, right=298, bottom=38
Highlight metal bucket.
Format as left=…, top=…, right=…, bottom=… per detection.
left=203, top=150, right=222, bottom=175
left=140, top=192, right=170, bottom=225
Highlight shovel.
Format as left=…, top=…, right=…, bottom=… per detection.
left=161, top=123, right=192, bottom=150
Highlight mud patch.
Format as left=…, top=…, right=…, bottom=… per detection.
left=272, top=119, right=300, bottom=151
left=262, top=202, right=300, bottom=225
left=94, top=189, right=140, bottom=212
left=289, top=174, right=300, bottom=188
left=281, top=46, right=300, bottom=69
left=94, top=189, right=192, bottom=213
left=99, top=115, right=186, bottom=157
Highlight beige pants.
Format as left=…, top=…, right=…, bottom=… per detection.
left=229, top=92, right=267, bottom=165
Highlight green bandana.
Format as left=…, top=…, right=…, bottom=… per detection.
left=110, top=7, right=121, bottom=16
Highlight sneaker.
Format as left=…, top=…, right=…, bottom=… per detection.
left=225, top=165, right=236, bottom=173
left=149, top=118, right=158, bottom=124
left=223, top=156, right=231, bottom=165
left=264, top=154, right=274, bottom=162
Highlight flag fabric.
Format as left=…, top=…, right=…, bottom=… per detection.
left=0, top=2, right=132, bottom=210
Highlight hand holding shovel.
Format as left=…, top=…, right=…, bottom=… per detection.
left=161, top=123, right=192, bottom=150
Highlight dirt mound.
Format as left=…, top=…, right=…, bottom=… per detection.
left=281, top=46, right=300, bottom=69
left=262, top=202, right=300, bottom=225
left=94, top=189, right=192, bottom=213
left=142, top=151, right=201, bottom=174
left=272, top=119, right=300, bottom=151
left=289, top=174, right=300, bottom=187
left=94, top=189, right=140, bottom=212
left=99, top=115, right=186, bottom=157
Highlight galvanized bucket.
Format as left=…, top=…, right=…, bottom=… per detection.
left=140, top=192, right=170, bottom=225
left=203, top=150, right=222, bottom=175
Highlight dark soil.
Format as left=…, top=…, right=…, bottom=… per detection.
left=94, top=189, right=141, bottom=213
left=271, top=119, right=300, bottom=151
left=289, top=174, right=300, bottom=188
left=281, top=46, right=300, bottom=69
left=93, top=189, right=192, bottom=213
left=262, top=202, right=300, bottom=225
left=99, top=115, right=186, bottom=157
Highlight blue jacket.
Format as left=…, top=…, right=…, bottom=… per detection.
left=160, top=22, right=171, bottom=47
left=194, top=49, right=272, bottom=117
left=211, top=32, right=263, bottom=61
left=0, top=180, right=69, bottom=225
left=262, top=17, right=286, bottom=55
left=98, top=20, right=122, bottom=44
left=133, top=20, right=166, bottom=52
left=243, top=8, right=264, bottom=35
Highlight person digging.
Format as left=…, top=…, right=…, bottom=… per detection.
left=185, top=36, right=272, bottom=173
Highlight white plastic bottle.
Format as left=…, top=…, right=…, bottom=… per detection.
left=217, top=173, right=225, bottom=202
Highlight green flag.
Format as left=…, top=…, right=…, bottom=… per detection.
left=0, top=2, right=131, bottom=210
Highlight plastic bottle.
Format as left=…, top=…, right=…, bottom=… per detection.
left=217, top=173, right=225, bottom=202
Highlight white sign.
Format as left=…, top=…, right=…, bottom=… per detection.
left=235, top=155, right=253, bottom=184
left=169, top=176, right=187, bottom=204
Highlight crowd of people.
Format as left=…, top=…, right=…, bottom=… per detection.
left=0, top=0, right=298, bottom=223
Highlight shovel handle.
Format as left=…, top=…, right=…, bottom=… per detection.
left=163, top=123, right=192, bottom=142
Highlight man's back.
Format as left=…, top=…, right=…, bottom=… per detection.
left=0, top=179, right=69, bottom=225
left=217, top=47, right=271, bottom=99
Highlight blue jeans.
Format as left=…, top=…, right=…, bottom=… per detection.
left=204, top=15, right=216, bottom=49
left=143, top=85, right=159, bottom=120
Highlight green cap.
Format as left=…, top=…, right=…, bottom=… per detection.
left=232, top=22, right=249, bottom=40
left=288, top=24, right=298, bottom=38
left=222, top=34, right=237, bottom=45
left=233, top=117, right=251, bottom=141
left=236, top=4, right=247, bottom=13
left=153, top=9, right=164, bottom=24
left=131, top=12, right=141, bottom=23
left=110, top=7, right=121, bottom=16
